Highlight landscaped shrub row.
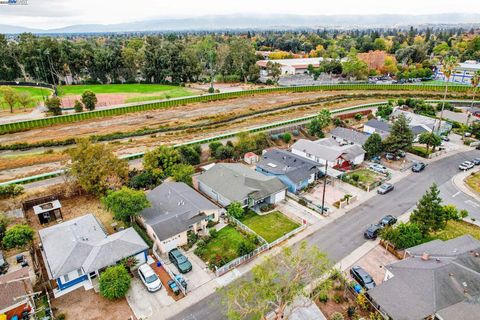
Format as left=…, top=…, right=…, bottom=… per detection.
left=0, top=84, right=472, bottom=134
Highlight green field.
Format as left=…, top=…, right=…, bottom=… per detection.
left=431, top=220, right=480, bottom=241
left=419, top=80, right=468, bottom=86
left=57, top=83, right=197, bottom=97
left=240, top=210, right=300, bottom=243
left=0, top=86, right=52, bottom=106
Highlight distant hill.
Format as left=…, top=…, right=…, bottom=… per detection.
left=2, top=13, right=480, bottom=34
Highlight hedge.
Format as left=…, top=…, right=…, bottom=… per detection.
left=0, top=83, right=474, bottom=134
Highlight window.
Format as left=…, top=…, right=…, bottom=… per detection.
left=77, top=269, right=83, bottom=277
left=206, top=214, right=215, bottom=221
left=63, top=274, right=70, bottom=282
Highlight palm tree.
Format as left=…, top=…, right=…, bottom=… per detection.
left=436, top=56, right=458, bottom=133
left=465, top=70, right=480, bottom=139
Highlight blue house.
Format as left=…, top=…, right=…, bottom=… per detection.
left=256, top=149, right=321, bottom=193
left=39, top=214, right=149, bottom=297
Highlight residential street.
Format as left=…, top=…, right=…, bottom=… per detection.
left=170, top=148, right=480, bottom=320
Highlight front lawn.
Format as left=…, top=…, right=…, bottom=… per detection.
left=431, top=220, right=480, bottom=241
left=465, top=172, right=480, bottom=194
left=194, top=225, right=257, bottom=268
left=343, top=169, right=383, bottom=190
left=240, top=210, right=300, bottom=243
left=410, top=145, right=432, bottom=158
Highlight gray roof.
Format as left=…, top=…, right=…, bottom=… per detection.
left=364, top=119, right=392, bottom=133
left=410, top=125, right=430, bottom=136
left=141, top=182, right=222, bottom=241
left=291, top=138, right=365, bottom=162
left=257, top=149, right=320, bottom=184
left=369, top=236, right=480, bottom=320
left=196, top=163, right=286, bottom=203
left=436, top=297, right=480, bottom=320
left=39, top=214, right=148, bottom=279
left=330, top=127, right=369, bottom=145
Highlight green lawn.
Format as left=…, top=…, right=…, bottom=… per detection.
left=466, top=173, right=480, bottom=194
left=0, top=86, right=52, bottom=107
left=345, top=169, right=381, bottom=185
left=418, top=80, right=468, bottom=86
left=57, top=83, right=196, bottom=97
left=240, top=210, right=300, bottom=243
left=431, top=220, right=480, bottom=241
left=195, top=225, right=256, bottom=266
left=410, top=145, right=432, bottom=158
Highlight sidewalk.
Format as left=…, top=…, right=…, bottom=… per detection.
left=452, top=168, right=480, bottom=200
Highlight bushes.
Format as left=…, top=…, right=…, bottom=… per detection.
left=132, top=222, right=154, bottom=248
left=260, top=203, right=275, bottom=212
left=2, top=224, right=34, bottom=249
left=227, top=202, right=245, bottom=219
left=237, top=240, right=256, bottom=256
left=99, top=265, right=131, bottom=300
left=0, top=184, right=24, bottom=199
left=128, top=169, right=162, bottom=190
left=331, top=312, right=344, bottom=320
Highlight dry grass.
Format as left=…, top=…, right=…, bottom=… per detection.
left=465, top=172, right=480, bottom=194
left=0, top=152, right=67, bottom=171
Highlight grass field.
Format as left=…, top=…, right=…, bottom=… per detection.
left=431, top=220, right=480, bottom=241
left=195, top=225, right=257, bottom=266
left=465, top=172, right=480, bottom=193
left=0, top=86, right=52, bottom=109
left=57, top=84, right=196, bottom=96
left=418, top=80, right=468, bottom=86
left=240, top=210, right=300, bottom=243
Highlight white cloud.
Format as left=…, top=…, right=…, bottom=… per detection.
left=1, top=0, right=479, bottom=29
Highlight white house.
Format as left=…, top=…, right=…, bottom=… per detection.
left=257, top=57, right=325, bottom=76
left=435, top=60, right=480, bottom=85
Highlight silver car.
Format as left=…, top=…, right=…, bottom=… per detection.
left=459, top=161, right=474, bottom=171
left=138, top=264, right=162, bottom=292
left=369, top=163, right=388, bottom=174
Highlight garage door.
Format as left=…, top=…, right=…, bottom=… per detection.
left=163, top=238, right=181, bottom=252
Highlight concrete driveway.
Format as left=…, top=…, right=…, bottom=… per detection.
left=126, top=276, right=175, bottom=319
left=276, top=198, right=323, bottom=225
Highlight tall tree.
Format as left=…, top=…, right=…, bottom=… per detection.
left=0, top=86, right=19, bottom=113
left=363, top=133, right=383, bottom=159
left=383, top=113, right=414, bottom=152
left=103, top=187, right=150, bottom=223
left=410, top=183, right=445, bottom=235
left=308, top=109, right=332, bottom=138
left=466, top=70, right=480, bottom=139
left=436, top=56, right=458, bottom=133
left=418, top=132, right=442, bottom=153
left=143, top=145, right=181, bottom=176
left=221, top=241, right=331, bottom=320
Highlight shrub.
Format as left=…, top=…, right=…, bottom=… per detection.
left=260, top=203, right=274, bottom=212
left=237, top=240, right=256, bottom=256
left=2, top=224, right=34, bottom=249
left=128, top=169, right=162, bottom=190
left=298, top=198, right=307, bottom=206
left=132, top=222, right=153, bottom=248
left=99, top=265, right=131, bottom=300
left=0, top=184, right=24, bottom=199
left=209, top=141, right=222, bottom=155
left=354, top=113, right=363, bottom=121
left=56, top=314, right=66, bottom=320
left=187, top=230, right=198, bottom=246
left=227, top=202, right=244, bottom=219
left=209, top=228, right=218, bottom=238
left=208, top=86, right=215, bottom=93
left=356, top=293, right=368, bottom=310
left=347, top=306, right=357, bottom=318
left=196, top=239, right=206, bottom=249
left=73, top=100, right=83, bottom=113
left=331, top=312, right=345, bottom=320
left=351, top=174, right=360, bottom=182
left=282, top=132, right=292, bottom=143
left=318, top=291, right=329, bottom=303
left=333, top=293, right=343, bottom=303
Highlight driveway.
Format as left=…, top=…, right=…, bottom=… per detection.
left=127, top=277, right=174, bottom=319
left=277, top=198, right=323, bottom=225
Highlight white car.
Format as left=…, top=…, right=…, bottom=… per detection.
left=368, top=163, right=388, bottom=174
left=138, top=264, right=162, bottom=292
left=459, top=161, right=475, bottom=171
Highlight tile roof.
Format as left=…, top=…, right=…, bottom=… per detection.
left=141, top=182, right=222, bottom=241
left=0, top=268, right=32, bottom=311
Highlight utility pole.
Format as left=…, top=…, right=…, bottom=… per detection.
left=320, top=161, right=328, bottom=216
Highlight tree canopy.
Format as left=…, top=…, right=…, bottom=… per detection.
left=383, top=113, right=414, bottom=152
left=363, top=133, right=383, bottom=159
left=308, top=109, right=332, bottom=138
left=103, top=187, right=150, bottom=223
left=2, top=224, right=34, bottom=249
left=143, top=145, right=181, bottom=176
left=99, top=265, right=131, bottom=300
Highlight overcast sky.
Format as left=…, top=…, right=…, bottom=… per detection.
left=1, top=0, right=480, bottom=29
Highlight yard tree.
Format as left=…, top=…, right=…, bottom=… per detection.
left=2, top=224, right=34, bottom=249
left=308, top=109, right=332, bottom=138
left=178, top=145, right=201, bottom=165
left=81, top=90, right=98, bottom=111
left=215, top=145, right=234, bottom=160
left=0, top=86, right=19, bottom=113
left=341, top=53, right=369, bottom=80
left=234, top=132, right=257, bottom=157
left=45, top=96, right=62, bottom=116
left=227, top=201, right=244, bottom=219
left=143, top=145, right=181, bottom=176
left=380, top=222, right=426, bottom=249
left=17, top=91, right=34, bottom=109
left=170, top=163, right=195, bottom=185
left=99, top=264, right=131, bottom=300
left=418, top=132, right=442, bottom=153
left=382, top=113, right=414, bottom=152
left=73, top=100, right=84, bottom=113
left=266, top=61, right=281, bottom=82
left=221, top=241, right=331, bottom=320
left=67, top=138, right=128, bottom=195
left=209, top=141, right=223, bottom=155
left=410, top=183, right=446, bottom=235
left=363, top=133, right=383, bottom=159
left=103, top=187, right=150, bottom=223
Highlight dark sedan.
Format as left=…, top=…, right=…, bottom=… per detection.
left=379, top=215, right=397, bottom=227
left=377, top=183, right=394, bottom=194
left=364, top=224, right=382, bottom=240
left=350, top=266, right=376, bottom=290
left=412, top=162, right=426, bottom=172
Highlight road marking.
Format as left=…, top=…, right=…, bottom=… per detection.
left=465, top=200, right=480, bottom=208
left=452, top=191, right=461, bottom=198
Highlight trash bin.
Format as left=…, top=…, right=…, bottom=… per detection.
left=156, top=261, right=161, bottom=267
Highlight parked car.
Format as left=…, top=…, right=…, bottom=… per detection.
left=364, top=224, right=382, bottom=240
left=473, top=158, right=480, bottom=165
left=465, top=132, right=472, bottom=137
left=369, top=163, right=388, bottom=174
left=385, top=153, right=396, bottom=161
left=459, top=161, right=475, bottom=171
left=350, top=266, right=376, bottom=290
left=379, top=215, right=397, bottom=227
left=0, top=250, right=9, bottom=275
left=169, top=249, right=192, bottom=274
left=441, top=136, right=450, bottom=142
left=167, top=279, right=180, bottom=295
left=396, top=150, right=406, bottom=158
left=371, top=155, right=381, bottom=163
left=138, top=264, right=162, bottom=292
left=412, top=162, right=426, bottom=172
left=377, top=183, right=394, bottom=195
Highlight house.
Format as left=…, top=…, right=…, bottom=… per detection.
left=139, top=182, right=223, bottom=254
left=39, top=214, right=148, bottom=297
left=256, top=149, right=320, bottom=193
left=291, top=138, right=365, bottom=170
left=244, top=152, right=259, bottom=165
left=363, top=119, right=391, bottom=138
left=330, top=127, right=369, bottom=146
left=0, top=268, right=33, bottom=320
left=368, top=235, right=480, bottom=320
left=435, top=60, right=480, bottom=85
left=33, top=200, right=63, bottom=224
left=257, top=57, right=325, bottom=76
left=193, top=163, right=287, bottom=209
left=391, top=109, right=452, bottom=135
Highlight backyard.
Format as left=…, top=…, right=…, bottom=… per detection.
left=343, top=168, right=383, bottom=191
left=194, top=225, right=258, bottom=268
left=240, top=210, right=301, bottom=243
left=465, top=172, right=480, bottom=194
left=431, top=220, right=480, bottom=241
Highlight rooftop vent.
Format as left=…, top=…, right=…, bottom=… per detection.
left=421, top=252, right=430, bottom=261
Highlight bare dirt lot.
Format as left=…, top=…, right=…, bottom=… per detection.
left=52, top=288, right=136, bottom=320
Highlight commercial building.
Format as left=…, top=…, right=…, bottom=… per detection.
left=434, top=60, right=480, bottom=85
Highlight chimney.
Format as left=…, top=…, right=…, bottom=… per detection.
left=421, top=252, right=430, bottom=261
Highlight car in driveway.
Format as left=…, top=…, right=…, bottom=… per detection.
left=169, top=248, right=192, bottom=274
left=350, top=266, right=376, bottom=290
left=377, top=183, right=394, bottom=194
left=369, top=163, right=388, bottom=174
left=459, top=161, right=475, bottom=171
left=412, top=162, right=426, bottom=172
left=138, top=264, right=162, bottom=292
left=379, top=215, right=397, bottom=227
left=364, top=224, right=382, bottom=240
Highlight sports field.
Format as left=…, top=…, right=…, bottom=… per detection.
left=0, top=86, right=52, bottom=104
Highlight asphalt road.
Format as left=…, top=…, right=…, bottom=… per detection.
left=170, top=148, right=480, bottom=320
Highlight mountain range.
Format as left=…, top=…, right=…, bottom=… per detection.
left=1, top=13, right=480, bottom=34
